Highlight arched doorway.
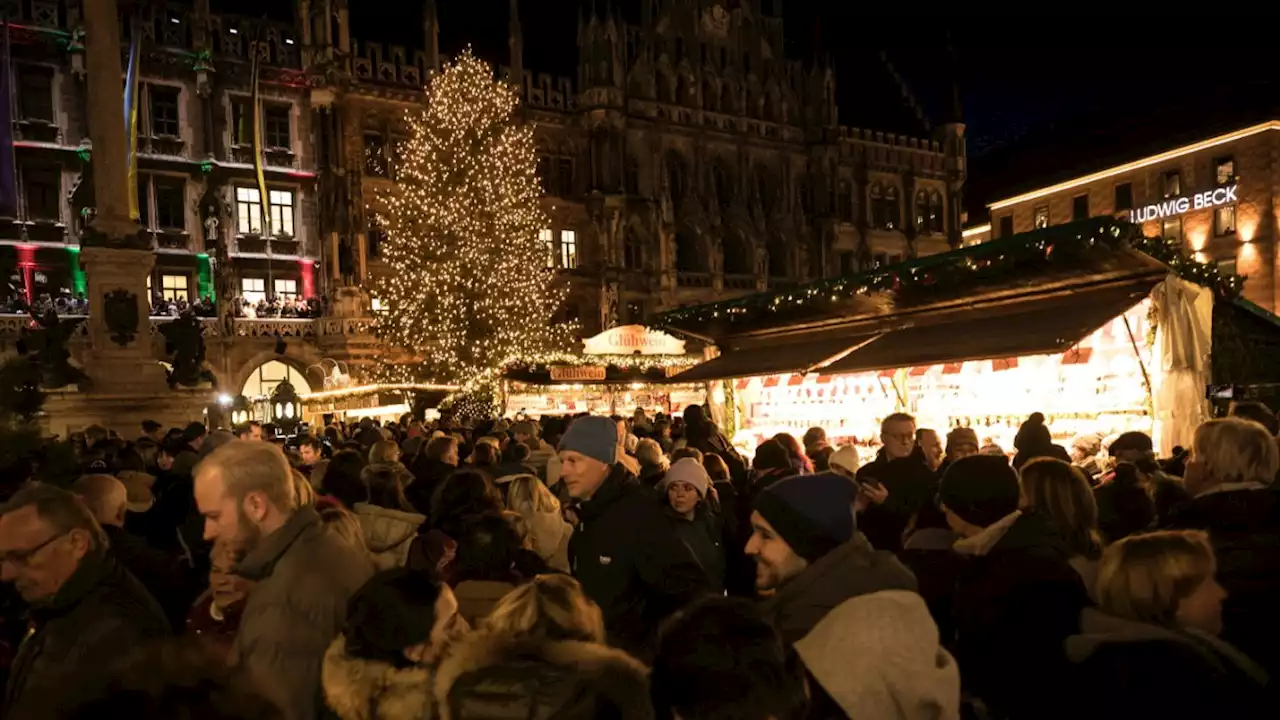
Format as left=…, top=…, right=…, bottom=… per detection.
left=240, top=359, right=313, bottom=425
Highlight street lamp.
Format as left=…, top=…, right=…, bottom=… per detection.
left=270, top=380, right=300, bottom=434
left=230, top=395, right=252, bottom=426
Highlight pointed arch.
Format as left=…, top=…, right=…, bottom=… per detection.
left=712, top=159, right=734, bottom=211
left=722, top=229, right=753, bottom=275
left=767, top=233, right=789, bottom=278
left=704, top=76, right=718, bottom=111
left=837, top=179, right=853, bottom=222
left=915, top=189, right=930, bottom=233
left=675, top=223, right=706, bottom=273
left=869, top=182, right=884, bottom=228
left=624, top=222, right=647, bottom=270
left=883, top=185, right=900, bottom=230
left=665, top=152, right=688, bottom=209
left=929, top=190, right=944, bottom=233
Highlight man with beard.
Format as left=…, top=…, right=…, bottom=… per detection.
left=195, top=441, right=374, bottom=720
left=0, top=484, right=170, bottom=719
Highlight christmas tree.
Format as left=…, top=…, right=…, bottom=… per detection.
left=374, top=51, right=573, bottom=396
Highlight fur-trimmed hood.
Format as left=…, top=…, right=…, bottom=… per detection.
left=354, top=503, right=425, bottom=570
left=322, top=636, right=434, bottom=720
left=433, top=630, right=652, bottom=720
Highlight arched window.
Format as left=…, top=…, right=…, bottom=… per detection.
left=624, top=155, right=640, bottom=195
left=797, top=179, right=811, bottom=215
left=675, top=227, right=704, bottom=272
left=675, top=75, right=690, bottom=105
left=915, top=190, right=930, bottom=233
left=704, top=78, right=718, bottom=111
left=929, top=191, right=944, bottom=233
left=242, top=360, right=311, bottom=401
left=713, top=163, right=733, bottom=211
left=665, top=153, right=687, bottom=209
left=723, top=232, right=752, bottom=275
left=720, top=82, right=734, bottom=113
left=768, top=237, right=788, bottom=278
left=869, top=183, right=884, bottom=228
left=837, top=180, right=853, bottom=222
left=755, top=166, right=773, bottom=213
left=883, top=185, right=900, bottom=230
left=624, top=226, right=645, bottom=270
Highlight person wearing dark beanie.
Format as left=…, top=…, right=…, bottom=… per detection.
left=940, top=455, right=1090, bottom=719
left=746, top=473, right=919, bottom=647
left=1011, top=412, right=1071, bottom=470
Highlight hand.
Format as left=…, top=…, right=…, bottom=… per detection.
left=854, top=482, right=888, bottom=512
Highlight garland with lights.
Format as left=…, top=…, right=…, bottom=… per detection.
left=652, top=217, right=1246, bottom=332
left=371, top=50, right=575, bottom=413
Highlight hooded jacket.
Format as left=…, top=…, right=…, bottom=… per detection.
left=433, top=630, right=652, bottom=720
left=322, top=636, right=433, bottom=720
left=1062, top=607, right=1269, bottom=720
left=353, top=503, right=426, bottom=571
left=795, top=590, right=960, bottom=720
left=764, top=534, right=918, bottom=648
left=512, top=501, right=572, bottom=574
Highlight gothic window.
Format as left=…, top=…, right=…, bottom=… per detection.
left=17, top=65, right=54, bottom=122
left=556, top=157, right=575, bottom=197
left=675, top=227, right=704, bottom=272
left=883, top=185, right=900, bottom=230
left=837, top=180, right=853, bottom=222
left=767, top=237, right=788, bottom=278
left=368, top=216, right=385, bottom=259
left=364, top=134, right=388, bottom=177
left=536, top=154, right=552, bottom=192
left=713, top=163, right=732, bottom=211
left=22, top=166, right=59, bottom=221
left=264, top=104, right=291, bottom=149
left=929, top=191, right=944, bottom=233
left=797, top=179, right=810, bottom=215
left=624, top=155, right=640, bottom=196
left=723, top=233, right=752, bottom=275
left=915, top=190, right=929, bottom=233
left=665, top=154, right=687, bottom=208
left=676, top=75, right=691, bottom=106
left=704, top=78, right=718, bottom=111
left=755, top=166, right=773, bottom=213
left=869, top=183, right=884, bottom=228
left=720, top=83, right=734, bottom=114
left=624, top=227, right=645, bottom=270
left=147, top=85, right=180, bottom=137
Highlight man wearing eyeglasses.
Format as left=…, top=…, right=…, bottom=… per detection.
left=0, top=483, right=170, bottom=719
left=855, top=412, right=940, bottom=553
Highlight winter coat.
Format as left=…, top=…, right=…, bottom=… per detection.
left=951, top=510, right=1090, bottom=720
left=454, top=580, right=518, bottom=628
left=899, top=527, right=964, bottom=648
left=433, top=630, right=652, bottom=720
left=855, top=456, right=938, bottom=553
left=186, top=589, right=245, bottom=662
left=796, top=590, right=961, bottom=720
left=763, top=534, right=918, bottom=648
left=522, top=437, right=556, bottom=481
left=407, top=459, right=457, bottom=517
left=1164, top=482, right=1280, bottom=684
left=1063, top=607, right=1270, bottom=720
left=662, top=504, right=726, bottom=594
left=322, top=636, right=433, bottom=720
left=354, top=503, right=426, bottom=570
left=231, top=505, right=377, bottom=720
left=513, top=503, right=572, bottom=574
left=3, top=550, right=171, bottom=719
left=102, top=523, right=199, bottom=633
left=569, top=465, right=710, bottom=661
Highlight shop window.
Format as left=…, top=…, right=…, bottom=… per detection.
left=1162, top=170, right=1181, bottom=198
left=160, top=274, right=189, bottom=302
left=235, top=187, right=263, bottom=234
left=539, top=229, right=555, bottom=268
left=1218, top=257, right=1237, bottom=277
left=1071, top=194, right=1089, bottom=221
left=17, top=65, right=54, bottom=122
left=274, top=278, right=298, bottom=301
left=241, top=277, right=267, bottom=305
left=264, top=104, right=291, bottom=149
left=1114, top=182, right=1133, bottom=212
left=1162, top=217, right=1182, bottom=244
left=1215, top=157, right=1235, bottom=186
left=269, top=189, right=295, bottom=237
left=1214, top=204, right=1236, bottom=237
left=837, top=181, right=853, bottom=222
left=153, top=177, right=186, bottom=230
left=929, top=192, right=944, bottom=233
left=559, top=229, right=578, bottom=269
left=22, top=166, right=60, bottom=221
left=1033, top=205, right=1049, bottom=229
left=148, top=85, right=180, bottom=137
left=997, top=215, right=1013, bottom=238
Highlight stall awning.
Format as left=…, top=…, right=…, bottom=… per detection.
left=666, top=333, right=880, bottom=383
left=821, top=280, right=1157, bottom=376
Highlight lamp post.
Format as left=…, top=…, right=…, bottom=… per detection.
left=270, top=380, right=300, bottom=435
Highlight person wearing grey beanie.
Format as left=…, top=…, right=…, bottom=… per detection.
left=658, top=458, right=726, bottom=593
left=556, top=416, right=709, bottom=661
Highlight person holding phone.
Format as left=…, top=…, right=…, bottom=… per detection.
left=855, top=413, right=938, bottom=552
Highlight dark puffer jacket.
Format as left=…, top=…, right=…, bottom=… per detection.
left=3, top=550, right=170, bottom=719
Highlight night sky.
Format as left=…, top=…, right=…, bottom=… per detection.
left=217, top=2, right=1280, bottom=215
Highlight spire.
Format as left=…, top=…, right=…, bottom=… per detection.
left=944, top=31, right=964, bottom=125
left=508, top=0, right=523, bottom=85
left=424, top=0, right=439, bottom=73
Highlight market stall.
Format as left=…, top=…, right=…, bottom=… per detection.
left=299, top=382, right=457, bottom=426
left=502, top=325, right=707, bottom=418
left=658, top=218, right=1224, bottom=459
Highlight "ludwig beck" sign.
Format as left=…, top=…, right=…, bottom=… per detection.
left=582, top=325, right=687, bottom=356
left=1128, top=184, right=1237, bottom=223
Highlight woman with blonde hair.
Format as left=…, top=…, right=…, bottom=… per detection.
left=434, top=575, right=649, bottom=720
left=1063, top=530, right=1267, bottom=719
left=368, top=439, right=402, bottom=466
left=504, top=474, right=572, bottom=573
left=1019, top=458, right=1103, bottom=592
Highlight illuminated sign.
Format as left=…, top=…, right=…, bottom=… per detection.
left=549, top=365, right=607, bottom=381
left=1129, top=184, right=1237, bottom=223
left=582, top=325, right=687, bottom=356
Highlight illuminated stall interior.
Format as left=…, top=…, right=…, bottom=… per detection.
left=299, top=383, right=457, bottom=426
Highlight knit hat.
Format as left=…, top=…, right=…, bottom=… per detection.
left=755, top=473, right=858, bottom=562
left=658, top=457, right=710, bottom=498
left=945, top=427, right=979, bottom=454
left=937, top=455, right=1020, bottom=528
left=829, top=445, right=861, bottom=475
left=1013, top=413, right=1050, bottom=452
left=1109, top=431, right=1153, bottom=457
left=557, top=416, right=618, bottom=466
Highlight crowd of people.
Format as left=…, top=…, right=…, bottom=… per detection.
left=0, top=400, right=1277, bottom=719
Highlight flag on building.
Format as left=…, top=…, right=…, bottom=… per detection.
left=250, top=39, right=271, bottom=237
left=123, top=23, right=141, bottom=221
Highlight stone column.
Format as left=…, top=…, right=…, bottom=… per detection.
left=80, top=0, right=167, bottom=392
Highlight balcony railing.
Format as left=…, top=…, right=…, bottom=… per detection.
left=0, top=315, right=375, bottom=341
left=676, top=272, right=712, bottom=288
left=724, top=274, right=756, bottom=290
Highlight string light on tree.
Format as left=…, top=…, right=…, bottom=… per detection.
left=372, top=50, right=574, bottom=409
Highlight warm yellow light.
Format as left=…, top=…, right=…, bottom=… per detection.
left=961, top=223, right=990, bottom=237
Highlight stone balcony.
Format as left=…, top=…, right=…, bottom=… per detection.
left=0, top=314, right=376, bottom=341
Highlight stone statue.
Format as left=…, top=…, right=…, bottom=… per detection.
left=602, top=281, right=619, bottom=329
left=19, top=309, right=89, bottom=390
left=756, top=248, right=768, bottom=277
left=159, top=311, right=217, bottom=389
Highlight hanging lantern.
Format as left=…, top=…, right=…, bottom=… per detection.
left=270, top=380, right=300, bottom=434
left=230, top=395, right=252, bottom=426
